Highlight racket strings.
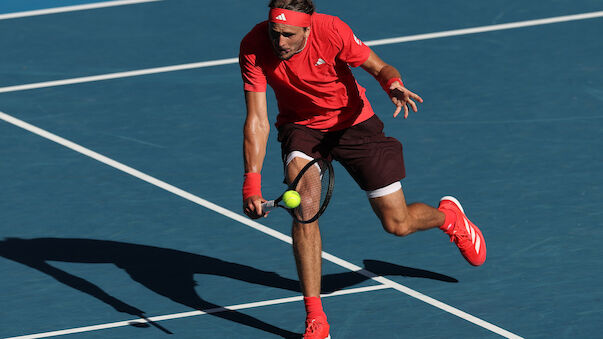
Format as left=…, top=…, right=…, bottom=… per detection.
left=293, top=160, right=331, bottom=222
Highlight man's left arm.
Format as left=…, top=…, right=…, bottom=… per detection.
left=360, top=50, right=423, bottom=118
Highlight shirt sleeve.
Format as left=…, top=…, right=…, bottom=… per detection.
left=332, top=16, right=371, bottom=67
left=239, top=33, right=267, bottom=92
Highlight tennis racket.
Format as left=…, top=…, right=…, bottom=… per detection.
left=262, top=158, right=334, bottom=224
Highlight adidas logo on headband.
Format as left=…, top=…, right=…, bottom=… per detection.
left=269, top=8, right=312, bottom=27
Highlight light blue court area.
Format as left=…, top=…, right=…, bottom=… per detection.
left=1, top=0, right=602, bottom=338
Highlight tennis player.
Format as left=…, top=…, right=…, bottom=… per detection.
left=240, top=1, right=487, bottom=337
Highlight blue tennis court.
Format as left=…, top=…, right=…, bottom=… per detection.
left=1, top=0, right=602, bottom=338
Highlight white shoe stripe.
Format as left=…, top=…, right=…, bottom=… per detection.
left=464, top=219, right=472, bottom=238
left=475, top=234, right=481, bottom=254
left=464, top=218, right=481, bottom=254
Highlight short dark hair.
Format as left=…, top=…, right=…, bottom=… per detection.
left=268, top=0, right=315, bottom=15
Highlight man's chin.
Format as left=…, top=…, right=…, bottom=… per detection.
left=272, top=48, right=293, bottom=60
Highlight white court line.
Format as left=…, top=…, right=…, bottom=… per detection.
left=0, top=10, right=602, bottom=94
left=0, top=0, right=162, bottom=21
left=365, top=10, right=603, bottom=46
left=0, top=58, right=239, bottom=94
left=4, top=285, right=391, bottom=339
left=0, top=111, right=523, bottom=339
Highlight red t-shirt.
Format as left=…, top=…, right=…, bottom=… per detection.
left=239, top=13, right=374, bottom=131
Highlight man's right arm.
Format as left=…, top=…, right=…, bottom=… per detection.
left=242, top=90, right=270, bottom=218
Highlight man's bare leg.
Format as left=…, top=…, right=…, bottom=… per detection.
left=286, top=157, right=323, bottom=297
left=369, top=188, right=445, bottom=236
left=370, top=187, right=488, bottom=266
left=286, top=156, right=328, bottom=335
left=291, top=219, right=322, bottom=296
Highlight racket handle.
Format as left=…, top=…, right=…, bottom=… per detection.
left=261, top=200, right=276, bottom=212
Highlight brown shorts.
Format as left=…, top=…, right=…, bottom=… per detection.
left=277, top=115, right=405, bottom=191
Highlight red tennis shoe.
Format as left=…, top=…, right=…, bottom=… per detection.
left=303, top=317, right=330, bottom=339
left=438, top=196, right=486, bottom=266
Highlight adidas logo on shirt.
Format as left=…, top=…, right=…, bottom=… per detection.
left=315, top=58, right=326, bottom=66
left=276, top=13, right=287, bottom=21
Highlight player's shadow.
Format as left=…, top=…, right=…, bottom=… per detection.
left=0, top=237, right=457, bottom=337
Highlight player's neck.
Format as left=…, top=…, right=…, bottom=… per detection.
left=294, top=36, right=308, bottom=55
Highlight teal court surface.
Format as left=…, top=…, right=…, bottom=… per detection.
left=1, top=1, right=602, bottom=338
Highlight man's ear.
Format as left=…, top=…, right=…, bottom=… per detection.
left=304, top=26, right=311, bottom=38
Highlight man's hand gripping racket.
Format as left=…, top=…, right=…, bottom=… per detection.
left=262, top=158, right=334, bottom=224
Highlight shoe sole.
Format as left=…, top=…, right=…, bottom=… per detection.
left=440, top=196, right=464, bottom=213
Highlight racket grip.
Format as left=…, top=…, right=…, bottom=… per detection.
left=261, top=200, right=276, bottom=212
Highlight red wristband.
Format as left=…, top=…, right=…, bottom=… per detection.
left=243, top=172, right=262, bottom=200
left=381, top=77, right=404, bottom=92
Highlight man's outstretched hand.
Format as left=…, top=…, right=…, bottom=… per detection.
left=389, top=84, right=423, bottom=118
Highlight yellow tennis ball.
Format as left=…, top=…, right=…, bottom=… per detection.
left=283, top=190, right=301, bottom=209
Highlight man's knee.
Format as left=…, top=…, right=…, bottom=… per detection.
left=381, top=215, right=413, bottom=237
left=369, top=188, right=412, bottom=237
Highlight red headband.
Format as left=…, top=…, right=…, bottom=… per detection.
left=269, top=8, right=312, bottom=27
